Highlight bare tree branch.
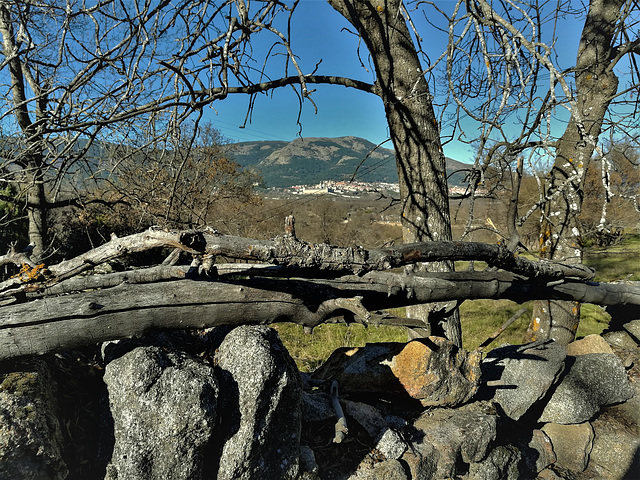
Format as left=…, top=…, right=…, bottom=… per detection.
left=0, top=226, right=597, bottom=299
left=0, top=266, right=637, bottom=361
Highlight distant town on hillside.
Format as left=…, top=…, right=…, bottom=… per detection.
left=226, top=136, right=474, bottom=189
left=263, top=179, right=489, bottom=198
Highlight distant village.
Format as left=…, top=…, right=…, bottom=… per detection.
left=266, top=180, right=489, bottom=197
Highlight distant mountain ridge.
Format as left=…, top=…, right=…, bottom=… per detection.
left=225, top=136, right=470, bottom=188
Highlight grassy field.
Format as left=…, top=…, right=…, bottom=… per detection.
left=275, top=235, right=639, bottom=372
left=583, top=234, right=640, bottom=282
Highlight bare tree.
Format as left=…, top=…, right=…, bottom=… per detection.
left=0, top=0, right=180, bottom=257
left=420, top=0, right=640, bottom=344
left=0, top=0, right=269, bottom=258
left=1, top=0, right=637, bottom=346
left=104, top=121, right=261, bottom=230
left=0, top=0, right=462, bottom=342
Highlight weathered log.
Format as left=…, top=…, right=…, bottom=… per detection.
left=0, top=245, right=37, bottom=269
left=19, top=262, right=640, bottom=309
left=0, top=280, right=355, bottom=361
left=0, top=227, right=596, bottom=299
left=1, top=269, right=638, bottom=361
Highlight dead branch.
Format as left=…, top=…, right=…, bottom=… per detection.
left=476, top=307, right=528, bottom=350
left=330, top=381, right=348, bottom=443
left=0, top=244, right=38, bottom=269
left=0, top=227, right=596, bottom=299
left=0, top=265, right=638, bottom=361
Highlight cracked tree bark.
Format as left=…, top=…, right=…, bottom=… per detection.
left=326, top=0, right=460, bottom=345
left=1, top=227, right=638, bottom=361
left=528, top=0, right=625, bottom=345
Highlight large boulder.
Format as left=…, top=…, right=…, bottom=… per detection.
left=313, top=337, right=481, bottom=407
left=466, top=445, right=521, bottom=480
left=403, top=402, right=498, bottom=479
left=582, top=345, right=640, bottom=479
left=481, top=340, right=567, bottom=421
left=566, top=334, right=614, bottom=355
left=103, top=346, right=217, bottom=480
left=213, top=325, right=302, bottom=480
left=538, top=353, right=634, bottom=424
left=583, top=407, right=640, bottom=479
left=541, top=422, right=594, bottom=471
left=0, top=358, right=67, bottom=480
left=623, top=319, right=640, bottom=342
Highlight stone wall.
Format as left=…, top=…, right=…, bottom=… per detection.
left=0, top=321, right=638, bottom=480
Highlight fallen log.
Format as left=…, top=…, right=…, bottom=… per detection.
left=1, top=268, right=638, bottom=361
left=0, top=226, right=595, bottom=299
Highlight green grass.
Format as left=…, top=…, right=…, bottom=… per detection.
left=583, top=234, right=640, bottom=281
left=273, top=323, right=407, bottom=373
left=576, top=303, right=611, bottom=337
left=459, top=299, right=532, bottom=351
left=274, top=236, right=638, bottom=372
left=276, top=300, right=612, bottom=372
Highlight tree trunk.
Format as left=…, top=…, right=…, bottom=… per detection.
left=527, top=0, right=622, bottom=344
left=327, top=0, right=461, bottom=345
left=26, top=157, right=47, bottom=261
left=0, top=3, right=47, bottom=259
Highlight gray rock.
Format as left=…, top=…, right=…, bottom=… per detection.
left=103, top=346, right=217, bottom=480
left=302, top=391, right=334, bottom=423
left=299, top=445, right=319, bottom=479
left=343, top=399, right=386, bottom=439
left=214, top=325, right=302, bottom=480
left=541, top=422, right=594, bottom=471
left=407, top=402, right=498, bottom=479
left=348, top=459, right=409, bottom=480
left=0, top=359, right=68, bottom=480
left=384, top=415, right=408, bottom=430
left=481, top=340, right=566, bottom=421
left=583, top=406, right=640, bottom=479
left=467, top=445, right=521, bottom=480
left=402, top=450, right=437, bottom=480
left=623, top=319, right=640, bottom=342
left=538, top=353, right=634, bottom=424
left=603, top=330, right=639, bottom=349
left=606, top=348, right=640, bottom=427
left=375, top=428, right=407, bottom=460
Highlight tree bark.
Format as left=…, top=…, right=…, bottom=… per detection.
left=0, top=3, right=47, bottom=259
left=1, top=268, right=638, bottom=361
left=326, top=0, right=460, bottom=344
left=528, top=0, right=623, bottom=345
left=25, top=157, right=47, bottom=260
left=0, top=227, right=596, bottom=299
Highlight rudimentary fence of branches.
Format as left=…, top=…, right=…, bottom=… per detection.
left=0, top=218, right=638, bottom=361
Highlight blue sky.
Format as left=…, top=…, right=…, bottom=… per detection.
left=204, top=2, right=397, bottom=153
left=203, top=1, right=588, bottom=163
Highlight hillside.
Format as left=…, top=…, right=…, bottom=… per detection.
left=226, top=136, right=471, bottom=188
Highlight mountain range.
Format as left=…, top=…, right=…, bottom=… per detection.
left=225, top=136, right=471, bottom=188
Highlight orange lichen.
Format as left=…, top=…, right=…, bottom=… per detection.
left=572, top=303, right=580, bottom=317
left=12, top=263, right=50, bottom=283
